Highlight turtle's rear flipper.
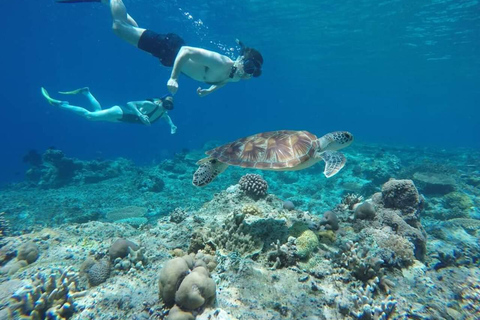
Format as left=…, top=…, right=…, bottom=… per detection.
left=193, top=158, right=229, bottom=186
left=321, top=151, right=346, bottom=178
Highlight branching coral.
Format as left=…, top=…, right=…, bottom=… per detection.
left=338, top=241, right=393, bottom=291
left=267, top=238, right=298, bottom=269
left=351, top=285, right=397, bottom=320
left=7, top=267, right=86, bottom=319
left=204, top=212, right=261, bottom=257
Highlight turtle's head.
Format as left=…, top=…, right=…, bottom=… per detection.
left=318, top=131, right=354, bottom=151
left=193, top=158, right=229, bottom=187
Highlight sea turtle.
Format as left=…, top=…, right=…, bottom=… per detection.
left=193, top=130, right=354, bottom=186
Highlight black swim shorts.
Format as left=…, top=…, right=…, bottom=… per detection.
left=119, top=113, right=143, bottom=124
left=137, top=30, right=185, bottom=67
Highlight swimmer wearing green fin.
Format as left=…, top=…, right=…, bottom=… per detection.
left=41, top=87, right=177, bottom=134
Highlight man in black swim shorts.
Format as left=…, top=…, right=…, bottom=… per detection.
left=57, top=0, right=264, bottom=97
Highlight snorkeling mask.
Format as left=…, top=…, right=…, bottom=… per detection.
left=243, top=58, right=262, bottom=77
left=236, top=39, right=262, bottom=78
left=160, top=94, right=174, bottom=110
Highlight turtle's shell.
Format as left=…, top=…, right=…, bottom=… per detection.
left=206, top=130, right=319, bottom=169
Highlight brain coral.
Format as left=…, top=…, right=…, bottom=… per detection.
left=17, top=241, right=39, bottom=264
left=87, top=259, right=111, bottom=286
left=175, top=266, right=216, bottom=310
left=158, top=257, right=191, bottom=307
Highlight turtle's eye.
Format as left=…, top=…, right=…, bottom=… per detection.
left=211, top=159, right=217, bottom=164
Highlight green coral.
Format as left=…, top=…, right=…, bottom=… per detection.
left=295, top=230, right=319, bottom=259
left=317, top=230, right=336, bottom=244
left=288, top=221, right=310, bottom=238
left=441, top=192, right=473, bottom=219
left=242, top=204, right=262, bottom=216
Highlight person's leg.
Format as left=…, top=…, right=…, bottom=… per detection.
left=109, top=0, right=145, bottom=46
left=82, top=89, right=102, bottom=111
left=59, top=87, right=101, bottom=111
left=56, top=0, right=145, bottom=46
left=58, top=104, right=123, bottom=122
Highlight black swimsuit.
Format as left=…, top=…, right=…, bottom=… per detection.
left=119, top=105, right=162, bottom=125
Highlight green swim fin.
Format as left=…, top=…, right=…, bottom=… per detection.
left=58, top=87, right=89, bottom=95
left=41, top=87, right=64, bottom=106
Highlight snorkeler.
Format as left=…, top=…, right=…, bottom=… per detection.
left=41, top=87, right=178, bottom=134
left=55, top=0, right=264, bottom=97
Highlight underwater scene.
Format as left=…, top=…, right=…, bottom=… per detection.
left=0, top=0, right=479, bottom=319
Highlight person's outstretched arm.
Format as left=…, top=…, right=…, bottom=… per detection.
left=162, top=113, right=177, bottom=134
left=196, top=83, right=226, bottom=97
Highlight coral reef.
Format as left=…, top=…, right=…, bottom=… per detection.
left=441, top=191, right=473, bottom=219
left=0, top=212, right=10, bottom=239
left=138, top=174, right=165, bottom=192
left=0, top=143, right=478, bottom=320
left=24, top=148, right=135, bottom=189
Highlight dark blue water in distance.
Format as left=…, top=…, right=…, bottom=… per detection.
left=0, top=0, right=479, bottom=185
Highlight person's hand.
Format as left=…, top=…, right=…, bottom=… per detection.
left=171, top=125, right=177, bottom=135
left=167, top=78, right=178, bottom=95
left=197, top=87, right=209, bottom=97
left=139, top=114, right=151, bottom=126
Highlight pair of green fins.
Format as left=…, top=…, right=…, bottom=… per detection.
left=41, top=87, right=86, bottom=106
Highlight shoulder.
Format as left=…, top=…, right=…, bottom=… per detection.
left=183, top=46, right=232, bottom=62
left=127, top=100, right=149, bottom=107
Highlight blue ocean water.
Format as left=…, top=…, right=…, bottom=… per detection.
left=0, top=0, right=479, bottom=185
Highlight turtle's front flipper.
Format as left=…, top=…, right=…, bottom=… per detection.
left=193, top=158, right=229, bottom=186
left=321, top=150, right=346, bottom=178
